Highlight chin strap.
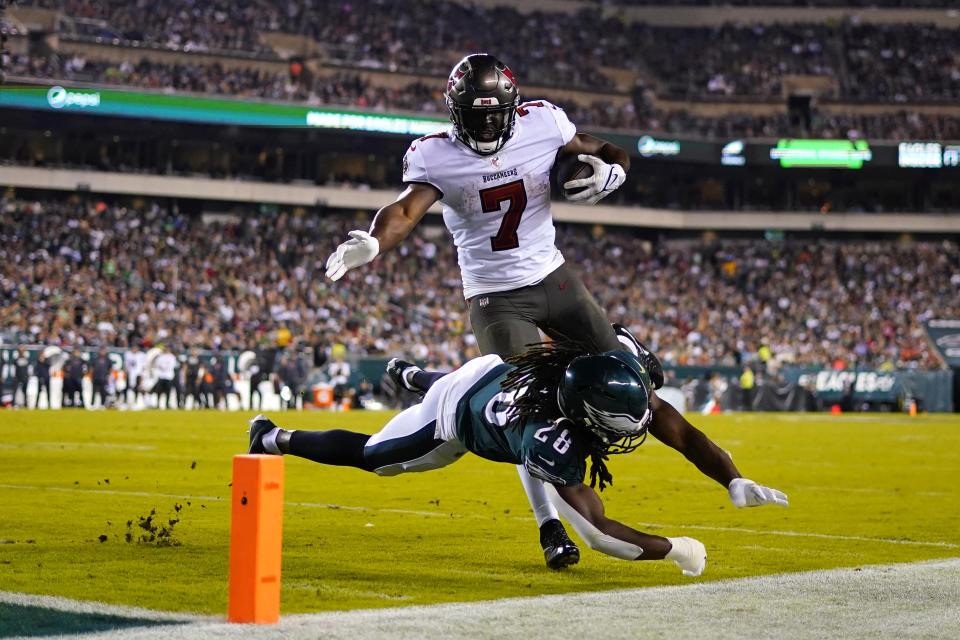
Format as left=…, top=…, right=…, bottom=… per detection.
left=467, top=134, right=505, bottom=155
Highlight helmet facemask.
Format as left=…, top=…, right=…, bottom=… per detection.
left=557, top=351, right=654, bottom=454
left=446, top=54, right=520, bottom=155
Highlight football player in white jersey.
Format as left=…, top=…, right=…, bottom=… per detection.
left=325, top=53, right=631, bottom=569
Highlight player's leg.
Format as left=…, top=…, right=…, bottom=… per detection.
left=528, top=265, right=625, bottom=567
left=518, top=465, right=580, bottom=569
left=385, top=358, right=447, bottom=396
left=15, top=379, right=27, bottom=408
left=539, top=264, right=621, bottom=353
left=469, top=289, right=580, bottom=569
left=251, top=384, right=261, bottom=411
left=248, top=372, right=467, bottom=475
left=468, top=291, right=544, bottom=357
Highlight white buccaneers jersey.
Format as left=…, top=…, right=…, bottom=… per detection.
left=402, top=100, right=575, bottom=299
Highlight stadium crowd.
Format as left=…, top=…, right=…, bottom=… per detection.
left=7, top=51, right=959, bottom=141
left=13, top=0, right=960, bottom=102
left=8, top=53, right=441, bottom=110
left=12, top=55, right=302, bottom=100
left=842, top=22, right=960, bottom=103
left=594, top=1, right=954, bottom=7
left=21, top=0, right=275, bottom=54
left=564, top=100, right=960, bottom=141
left=1, top=196, right=955, bottom=374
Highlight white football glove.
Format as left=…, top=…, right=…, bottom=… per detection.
left=665, top=536, right=707, bottom=577
left=728, top=478, right=789, bottom=508
left=563, top=154, right=627, bottom=205
left=325, top=230, right=380, bottom=281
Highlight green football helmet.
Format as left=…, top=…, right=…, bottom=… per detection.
left=557, top=350, right=653, bottom=450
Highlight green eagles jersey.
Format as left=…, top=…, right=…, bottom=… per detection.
left=454, top=364, right=588, bottom=486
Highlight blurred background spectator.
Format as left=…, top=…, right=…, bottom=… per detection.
left=1, top=195, right=955, bottom=371
left=4, top=1, right=959, bottom=140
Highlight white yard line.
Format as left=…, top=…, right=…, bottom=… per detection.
left=632, top=521, right=960, bottom=549
left=2, top=558, right=959, bottom=640
left=0, top=484, right=465, bottom=519
left=3, top=483, right=957, bottom=548
left=0, top=484, right=226, bottom=503
left=0, top=442, right=157, bottom=451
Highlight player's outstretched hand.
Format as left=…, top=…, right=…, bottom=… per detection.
left=665, top=536, right=707, bottom=577
left=325, top=230, right=380, bottom=281
left=728, top=478, right=789, bottom=508
left=563, top=154, right=626, bottom=205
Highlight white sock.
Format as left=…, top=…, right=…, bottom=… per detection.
left=517, top=465, right=559, bottom=527
left=401, top=367, right=419, bottom=388
left=261, top=427, right=282, bottom=455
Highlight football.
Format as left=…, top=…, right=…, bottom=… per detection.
left=553, top=153, right=594, bottom=199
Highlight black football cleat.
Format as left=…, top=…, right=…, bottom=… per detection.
left=247, top=414, right=278, bottom=454
left=386, top=358, right=426, bottom=397
left=540, top=518, right=580, bottom=570
left=613, top=323, right=664, bottom=390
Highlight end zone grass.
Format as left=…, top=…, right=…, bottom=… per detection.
left=1, top=411, right=958, bottom=615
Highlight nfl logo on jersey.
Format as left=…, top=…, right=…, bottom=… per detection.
left=478, top=297, right=489, bottom=308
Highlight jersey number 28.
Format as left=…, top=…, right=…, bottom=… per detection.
left=533, top=423, right=572, bottom=455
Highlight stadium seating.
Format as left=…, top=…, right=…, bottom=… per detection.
left=6, top=1, right=959, bottom=140
left=1, top=196, right=954, bottom=372
left=2, top=2, right=957, bottom=386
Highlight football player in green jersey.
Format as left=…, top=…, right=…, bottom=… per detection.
left=247, top=340, right=787, bottom=576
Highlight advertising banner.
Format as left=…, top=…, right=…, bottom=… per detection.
left=925, top=320, right=960, bottom=368
left=781, top=367, right=953, bottom=413
left=0, top=84, right=447, bottom=135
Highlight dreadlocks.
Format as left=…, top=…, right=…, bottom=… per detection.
left=500, top=340, right=585, bottom=427
left=499, top=339, right=618, bottom=491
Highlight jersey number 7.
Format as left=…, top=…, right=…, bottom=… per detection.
left=479, top=179, right=527, bottom=252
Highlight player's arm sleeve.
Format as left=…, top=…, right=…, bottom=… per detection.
left=401, top=143, right=444, bottom=197
left=545, top=483, right=645, bottom=560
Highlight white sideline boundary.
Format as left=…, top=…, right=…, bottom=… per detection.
left=2, top=558, right=959, bottom=640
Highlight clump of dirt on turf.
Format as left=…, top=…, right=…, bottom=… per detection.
left=123, top=503, right=185, bottom=547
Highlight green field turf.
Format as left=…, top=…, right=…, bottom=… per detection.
left=1, top=410, right=958, bottom=617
